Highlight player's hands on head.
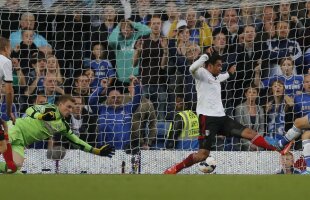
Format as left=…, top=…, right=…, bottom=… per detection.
left=93, top=144, right=115, bottom=158
left=198, top=54, right=209, bottom=63
left=38, top=111, right=57, bottom=121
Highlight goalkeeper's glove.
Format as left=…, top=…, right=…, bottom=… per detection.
left=37, top=112, right=56, bottom=121
left=93, top=144, right=115, bottom=158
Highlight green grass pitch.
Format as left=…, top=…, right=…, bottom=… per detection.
left=1, top=175, right=309, bottom=200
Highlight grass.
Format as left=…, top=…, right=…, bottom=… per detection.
left=1, top=174, right=309, bottom=200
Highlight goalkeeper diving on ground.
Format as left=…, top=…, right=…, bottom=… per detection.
left=0, top=95, right=115, bottom=174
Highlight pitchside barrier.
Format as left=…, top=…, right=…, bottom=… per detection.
left=0, top=150, right=302, bottom=174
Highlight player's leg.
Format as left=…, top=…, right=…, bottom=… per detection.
left=277, top=115, right=310, bottom=150
left=0, top=120, right=8, bottom=154
left=222, top=117, right=277, bottom=151
left=0, top=143, right=24, bottom=173
left=301, top=131, right=310, bottom=174
left=164, top=115, right=216, bottom=174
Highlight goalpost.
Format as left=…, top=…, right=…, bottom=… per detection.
left=0, top=0, right=308, bottom=174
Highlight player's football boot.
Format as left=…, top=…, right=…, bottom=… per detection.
left=279, top=141, right=293, bottom=155
left=265, top=137, right=282, bottom=151
left=164, top=165, right=177, bottom=174
left=301, top=170, right=310, bottom=175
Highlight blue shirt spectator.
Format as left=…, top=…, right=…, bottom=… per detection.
left=89, top=83, right=142, bottom=149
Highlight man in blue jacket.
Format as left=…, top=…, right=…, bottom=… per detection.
left=89, top=77, right=142, bottom=150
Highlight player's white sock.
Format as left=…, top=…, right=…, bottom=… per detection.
left=280, top=125, right=301, bottom=147
left=302, top=139, right=310, bottom=171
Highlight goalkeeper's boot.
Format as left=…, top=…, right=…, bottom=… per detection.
left=164, top=165, right=178, bottom=174
left=265, top=137, right=282, bottom=151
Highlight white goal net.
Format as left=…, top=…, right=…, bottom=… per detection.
left=0, top=0, right=309, bottom=174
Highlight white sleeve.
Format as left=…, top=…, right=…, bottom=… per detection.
left=218, top=72, right=230, bottom=82
left=3, top=60, right=13, bottom=82
left=189, top=54, right=209, bottom=80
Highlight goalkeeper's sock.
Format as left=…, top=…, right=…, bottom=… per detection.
left=279, top=125, right=301, bottom=147
left=302, top=139, right=310, bottom=172
left=251, top=135, right=276, bottom=150
left=175, top=153, right=195, bottom=172
left=0, top=162, right=7, bottom=173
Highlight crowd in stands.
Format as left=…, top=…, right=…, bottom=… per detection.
left=1, top=0, right=310, bottom=153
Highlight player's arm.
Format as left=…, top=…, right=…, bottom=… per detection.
left=5, top=82, right=14, bottom=117
left=62, top=121, right=115, bottom=157
left=3, top=59, right=15, bottom=123
left=189, top=54, right=209, bottom=80
left=26, top=104, right=57, bottom=121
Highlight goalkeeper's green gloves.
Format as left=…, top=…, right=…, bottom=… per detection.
left=37, top=112, right=56, bottom=121
left=92, top=144, right=115, bottom=158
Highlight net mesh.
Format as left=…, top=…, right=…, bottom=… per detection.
left=0, top=0, right=309, bottom=174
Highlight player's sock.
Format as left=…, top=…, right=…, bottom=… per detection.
left=279, top=125, right=301, bottom=147
left=3, top=143, right=18, bottom=173
left=0, top=162, right=7, bottom=173
left=302, top=139, right=310, bottom=172
left=175, top=153, right=195, bottom=173
left=251, top=135, right=276, bottom=150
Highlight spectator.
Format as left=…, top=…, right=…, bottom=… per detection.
left=255, top=57, right=303, bottom=97
left=265, top=80, right=294, bottom=140
left=84, top=68, right=96, bottom=92
left=54, top=96, right=98, bottom=149
left=108, top=19, right=151, bottom=85
left=257, top=5, right=277, bottom=42
left=133, top=16, right=168, bottom=120
left=267, top=21, right=303, bottom=75
left=14, top=29, right=39, bottom=75
left=276, top=152, right=301, bottom=174
left=185, top=6, right=212, bottom=48
left=0, top=0, right=22, bottom=38
left=240, top=1, right=263, bottom=32
left=208, top=31, right=237, bottom=116
left=10, top=51, right=26, bottom=96
left=52, top=8, right=91, bottom=85
left=276, top=1, right=304, bottom=40
left=129, top=0, right=153, bottom=25
left=214, top=8, right=244, bottom=53
left=175, top=43, right=200, bottom=111
left=71, top=73, right=91, bottom=105
left=89, top=77, right=142, bottom=150
left=87, top=43, right=116, bottom=89
left=165, top=95, right=199, bottom=150
left=232, top=25, right=270, bottom=107
left=234, top=83, right=265, bottom=151
left=26, top=74, right=64, bottom=104
left=126, top=78, right=157, bottom=153
left=90, top=5, right=118, bottom=44
left=162, top=2, right=180, bottom=37
left=9, top=12, right=52, bottom=55
left=89, top=5, right=118, bottom=68
left=205, top=5, right=222, bottom=31
left=46, top=55, right=64, bottom=85
left=24, top=52, right=47, bottom=97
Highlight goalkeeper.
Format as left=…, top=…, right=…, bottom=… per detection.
left=0, top=95, right=115, bottom=173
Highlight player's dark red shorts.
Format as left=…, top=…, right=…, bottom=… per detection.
left=198, top=115, right=246, bottom=150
